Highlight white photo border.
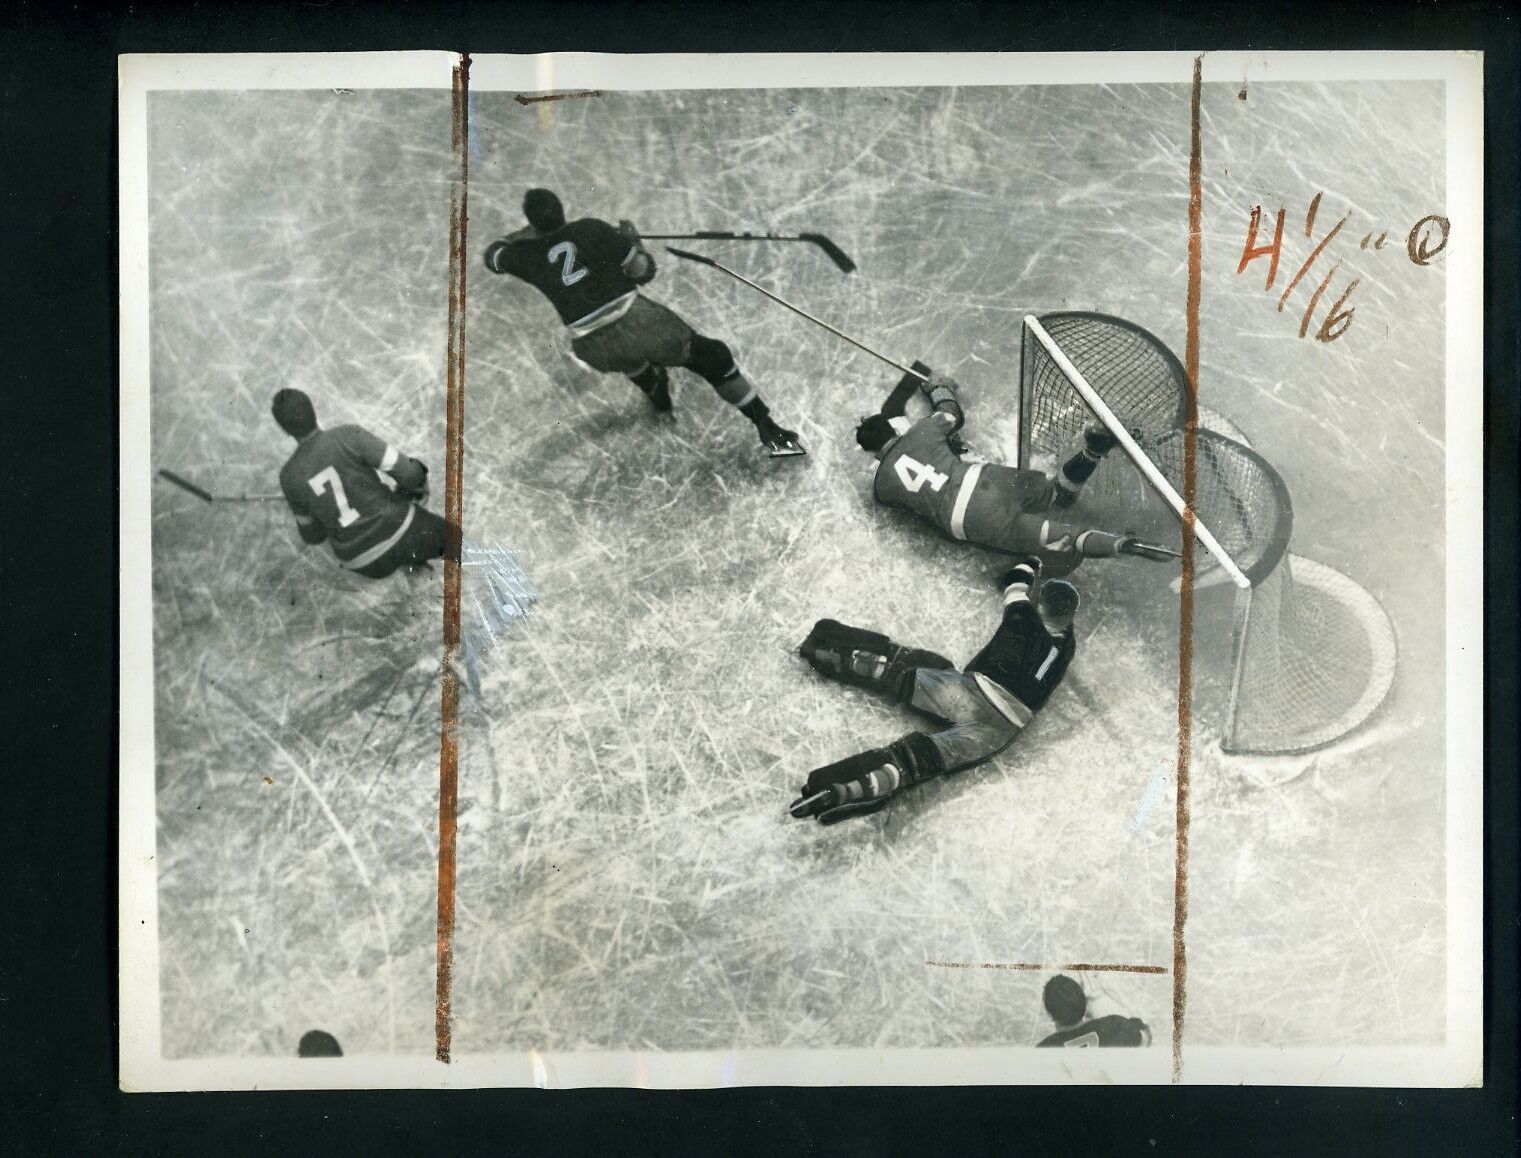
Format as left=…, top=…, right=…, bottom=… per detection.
left=118, top=48, right=1484, bottom=1091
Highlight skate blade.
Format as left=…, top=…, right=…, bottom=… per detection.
left=790, top=789, right=831, bottom=818
left=767, top=438, right=807, bottom=458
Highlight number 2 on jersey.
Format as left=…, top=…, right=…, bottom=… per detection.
left=309, top=466, right=360, bottom=527
left=547, top=241, right=589, bottom=286
left=894, top=455, right=949, bottom=494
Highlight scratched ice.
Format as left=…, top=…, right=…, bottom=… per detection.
left=146, top=80, right=1447, bottom=1059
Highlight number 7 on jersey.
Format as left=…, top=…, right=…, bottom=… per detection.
left=309, top=465, right=361, bottom=527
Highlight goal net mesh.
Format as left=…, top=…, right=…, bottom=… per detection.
left=1018, top=311, right=1397, bottom=757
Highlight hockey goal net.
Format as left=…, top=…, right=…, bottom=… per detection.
left=1017, top=311, right=1397, bottom=758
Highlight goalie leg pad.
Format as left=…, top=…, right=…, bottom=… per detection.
left=800, top=619, right=896, bottom=691
left=800, top=620, right=953, bottom=700
left=791, top=732, right=945, bottom=825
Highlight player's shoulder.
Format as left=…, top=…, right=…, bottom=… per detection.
left=567, top=216, right=615, bottom=233
left=1093, top=1014, right=1150, bottom=1042
left=325, top=424, right=382, bottom=455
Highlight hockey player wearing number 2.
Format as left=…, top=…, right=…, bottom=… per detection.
left=483, top=188, right=805, bottom=458
left=791, top=558, right=1076, bottom=825
left=857, top=370, right=1178, bottom=576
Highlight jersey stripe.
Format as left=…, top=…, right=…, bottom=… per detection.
left=379, top=445, right=399, bottom=472
left=1034, top=645, right=1060, bottom=681
left=949, top=462, right=983, bottom=540
left=566, top=290, right=638, bottom=336
left=342, top=503, right=416, bottom=571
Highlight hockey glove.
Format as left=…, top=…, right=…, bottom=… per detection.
left=923, top=372, right=965, bottom=431
left=1117, top=535, right=1183, bottom=562
left=617, top=218, right=641, bottom=242
left=404, top=460, right=430, bottom=501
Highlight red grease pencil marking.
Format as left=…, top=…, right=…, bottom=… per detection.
left=514, top=89, right=603, bottom=105
left=925, top=961, right=1168, bottom=975
left=437, top=51, right=471, bottom=1065
left=1173, top=52, right=1204, bottom=1085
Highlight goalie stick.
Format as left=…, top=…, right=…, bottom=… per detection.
left=666, top=247, right=927, bottom=383
left=640, top=231, right=856, bottom=273
left=157, top=469, right=282, bottom=503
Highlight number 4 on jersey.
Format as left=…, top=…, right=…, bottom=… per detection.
left=894, top=454, right=949, bottom=494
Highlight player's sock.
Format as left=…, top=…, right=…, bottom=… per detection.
left=628, top=363, right=672, bottom=412
left=1052, top=426, right=1119, bottom=507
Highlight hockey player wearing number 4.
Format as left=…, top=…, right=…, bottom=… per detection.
left=483, top=189, right=805, bottom=458
left=858, top=369, right=1178, bottom=576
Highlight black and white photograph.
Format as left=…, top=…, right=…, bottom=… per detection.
left=118, top=50, right=1484, bottom=1089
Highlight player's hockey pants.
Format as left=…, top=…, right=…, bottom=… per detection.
left=570, top=296, right=753, bottom=404
left=352, top=506, right=454, bottom=579
left=898, top=666, right=1024, bottom=775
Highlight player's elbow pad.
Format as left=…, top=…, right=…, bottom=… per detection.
left=298, top=523, right=327, bottom=545
left=624, top=250, right=657, bottom=284
left=483, top=240, right=510, bottom=274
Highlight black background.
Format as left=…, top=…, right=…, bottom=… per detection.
left=0, top=1, right=1515, bottom=1153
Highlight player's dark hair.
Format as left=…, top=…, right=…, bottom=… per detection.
left=1038, top=579, right=1081, bottom=622
left=855, top=413, right=897, bottom=453
left=297, top=1029, right=343, bottom=1057
left=523, top=188, right=566, bottom=232
left=271, top=388, right=318, bottom=439
left=1043, top=974, right=1087, bottom=1027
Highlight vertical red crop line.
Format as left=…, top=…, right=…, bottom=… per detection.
left=1172, top=52, right=1204, bottom=1085
left=437, top=51, right=471, bottom=1065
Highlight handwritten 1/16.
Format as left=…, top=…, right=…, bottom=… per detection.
left=1236, top=192, right=1450, bottom=344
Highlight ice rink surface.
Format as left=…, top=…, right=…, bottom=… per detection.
left=147, top=78, right=1446, bottom=1059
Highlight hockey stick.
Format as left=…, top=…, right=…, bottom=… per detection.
left=641, top=231, right=856, bottom=273
left=666, top=247, right=927, bottom=382
left=158, top=469, right=283, bottom=503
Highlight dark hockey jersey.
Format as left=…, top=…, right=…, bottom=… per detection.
left=486, top=218, right=644, bottom=329
left=964, top=593, right=1075, bottom=715
left=279, top=425, right=425, bottom=567
left=1038, top=1014, right=1152, bottom=1048
left=874, top=411, right=1056, bottom=552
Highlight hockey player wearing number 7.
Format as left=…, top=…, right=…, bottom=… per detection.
left=856, top=370, right=1177, bottom=575
left=483, top=189, right=805, bottom=458
left=791, top=558, right=1077, bottom=825
left=273, top=389, right=455, bottom=579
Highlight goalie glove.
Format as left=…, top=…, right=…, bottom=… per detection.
left=1117, top=535, right=1183, bottom=562
left=789, top=733, right=942, bottom=826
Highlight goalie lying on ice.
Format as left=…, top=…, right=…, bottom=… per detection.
left=791, top=559, right=1076, bottom=825
left=857, top=369, right=1177, bottom=576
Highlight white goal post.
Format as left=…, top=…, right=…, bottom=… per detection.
left=1023, top=314, right=1251, bottom=590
